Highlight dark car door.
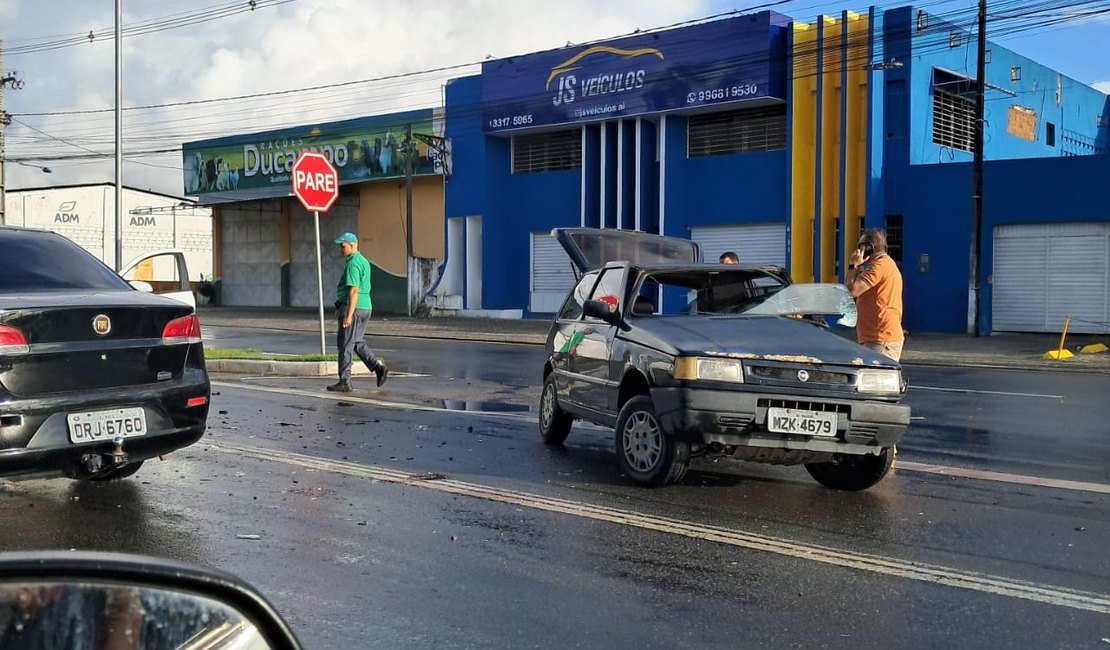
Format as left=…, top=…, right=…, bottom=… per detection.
left=550, top=271, right=599, bottom=406
left=573, top=264, right=629, bottom=415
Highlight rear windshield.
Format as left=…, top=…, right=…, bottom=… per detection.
left=0, top=229, right=131, bottom=293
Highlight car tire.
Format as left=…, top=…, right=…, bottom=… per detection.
left=82, top=460, right=145, bottom=482
left=804, top=446, right=895, bottom=491
left=538, top=374, right=572, bottom=445
left=615, top=396, right=689, bottom=487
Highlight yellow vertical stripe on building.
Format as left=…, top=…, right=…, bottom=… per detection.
left=843, top=12, right=868, bottom=275
left=790, top=22, right=817, bottom=283
left=819, top=16, right=842, bottom=284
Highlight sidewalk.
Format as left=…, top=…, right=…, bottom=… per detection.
left=197, top=306, right=1110, bottom=374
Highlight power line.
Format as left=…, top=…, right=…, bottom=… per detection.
left=7, top=0, right=1107, bottom=167
left=14, top=0, right=1102, bottom=126
left=2, top=0, right=295, bottom=57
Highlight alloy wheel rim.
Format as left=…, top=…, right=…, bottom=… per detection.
left=623, top=411, right=662, bottom=472
left=540, top=383, right=555, bottom=430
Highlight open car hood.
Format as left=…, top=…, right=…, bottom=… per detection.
left=553, top=227, right=700, bottom=273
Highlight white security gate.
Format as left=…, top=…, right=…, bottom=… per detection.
left=290, top=211, right=357, bottom=308
left=691, top=223, right=786, bottom=266
left=992, top=222, right=1110, bottom=333
left=530, top=231, right=577, bottom=313
left=220, top=207, right=281, bottom=306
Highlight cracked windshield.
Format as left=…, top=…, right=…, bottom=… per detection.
left=2, top=0, right=1109, bottom=648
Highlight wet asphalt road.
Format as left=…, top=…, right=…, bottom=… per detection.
left=0, top=329, right=1107, bottom=648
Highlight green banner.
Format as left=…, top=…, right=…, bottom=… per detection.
left=183, top=109, right=444, bottom=198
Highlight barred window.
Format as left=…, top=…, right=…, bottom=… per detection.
left=512, top=130, right=582, bottom=174
left=885, top=214, right=903, bottom=264
left=1061, top=129, right=1106, bottom=157
left=932, top=89, right=975, bottom=152
left=687, top=105, right=787, bottom=158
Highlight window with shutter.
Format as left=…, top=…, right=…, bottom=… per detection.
left=687, top=105, right=787, bottom=158
left=512, top=130, right=583, bottom=173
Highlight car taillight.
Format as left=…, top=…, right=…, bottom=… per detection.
left=0, top=325, right=29, bottom=354
left=162, top=314, right=202, bottom=345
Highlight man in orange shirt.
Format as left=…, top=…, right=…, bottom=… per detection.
left=846, top=228, right=904, bottom=361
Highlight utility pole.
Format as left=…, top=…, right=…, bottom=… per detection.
left=404, top=123, right=414, bottom=259
left=1, top=39, right=10, bottom=227
left=114, top=0, right=124, bottom=270
left=0, top=41, right=26, bottom=227
left=404, top=123, right=414, bottom=316
left=968, top=0, right=987, bottom=336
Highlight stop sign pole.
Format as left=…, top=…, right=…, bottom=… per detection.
left=291, top=151, right=340, bottom=355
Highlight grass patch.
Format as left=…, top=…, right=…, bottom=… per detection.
left=206, top=347, right=336, bottom=362
left=205, top=347, right=262, bottom=359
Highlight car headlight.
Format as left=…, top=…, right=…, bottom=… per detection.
left=674, top=357, right=745, bottom=383
left=856, top=369, right=902, bottom=394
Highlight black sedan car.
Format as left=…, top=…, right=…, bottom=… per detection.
left=0, top=226, right=210, bottom=481
left=539, top=228, right=910, bottom=490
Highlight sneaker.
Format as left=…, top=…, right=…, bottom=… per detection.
left=373, top=360, right=389, bottom=388
left=326, top=379, right=353, bottom=392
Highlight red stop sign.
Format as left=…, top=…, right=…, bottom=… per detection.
left=291, top=151, right=339, bottom=212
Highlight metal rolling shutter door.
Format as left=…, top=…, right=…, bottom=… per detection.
left=530, top=232, right=576, bottom=313
left=992, top=223, right=1109, bottom=333
left=690, top=223, right=786, bottom=266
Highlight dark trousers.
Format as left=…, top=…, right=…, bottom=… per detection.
left=336, top=306, right=378, bottom=381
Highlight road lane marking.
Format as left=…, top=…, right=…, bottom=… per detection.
left=910, top=385, right=1063, bottom=400
left=215, top=381, right=1110, bottom=495
left=897, top=461, right=1110, bottom=495
left=212, top=380, right=532, bottom=420
left=236, top=370, right=431, bottom=380
left=209, top=441, right=1110, bottom=615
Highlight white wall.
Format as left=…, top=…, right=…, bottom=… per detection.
left=5, top=185, right=213, bottom=279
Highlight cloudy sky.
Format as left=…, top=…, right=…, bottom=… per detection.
left=2, top=0, right=1108, bottom=197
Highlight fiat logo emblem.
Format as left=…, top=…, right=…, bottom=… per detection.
left=92, top=314, right=112, bottom=336
left=797, top=369, right=810, bottom=382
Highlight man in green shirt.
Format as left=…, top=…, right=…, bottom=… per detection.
left=327, top=232, right=388, bottom=392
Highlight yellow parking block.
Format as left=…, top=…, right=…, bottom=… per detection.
left=1080, top=343, right=1108, bottom=355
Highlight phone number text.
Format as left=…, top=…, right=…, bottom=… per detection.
left=686, top=84, right=760, bottom=104
left=488, top=114, right=534, bottom=129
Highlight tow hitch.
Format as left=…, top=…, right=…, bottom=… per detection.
left=81, top=437, right=129, bottom=474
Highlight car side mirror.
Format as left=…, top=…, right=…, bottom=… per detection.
left=0, top=551, right=303, bottom=649
left=583, top=299, right=620, bottom=325
left=129, top=280, right=154, bottom=293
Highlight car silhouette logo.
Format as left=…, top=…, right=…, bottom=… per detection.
left=92, top=314, right=111, bottom=336
left=797, top=370, right=809, bottom=382
left=546, top=45, right=664, bottom=90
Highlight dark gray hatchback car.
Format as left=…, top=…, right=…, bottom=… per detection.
left=538, top=228, right=910, bottom=490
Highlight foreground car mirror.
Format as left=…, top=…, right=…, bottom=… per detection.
left=583, top=298, right=621, bottom=325
left=0, top=551, right=302, bottom=650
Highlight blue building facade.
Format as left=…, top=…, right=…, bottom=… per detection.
left=440, top=5, right=1110, bottom=334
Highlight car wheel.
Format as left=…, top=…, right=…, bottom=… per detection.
left=538, top=374, right=572, bottom=445
left=804, top=446, right=895, bottom=491
left=615, top=396, right=689, bottom=487
left=82, top=460, right=145, bottom=482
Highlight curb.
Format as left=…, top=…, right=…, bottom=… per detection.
left=207, top=359, right=370, bottom=376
